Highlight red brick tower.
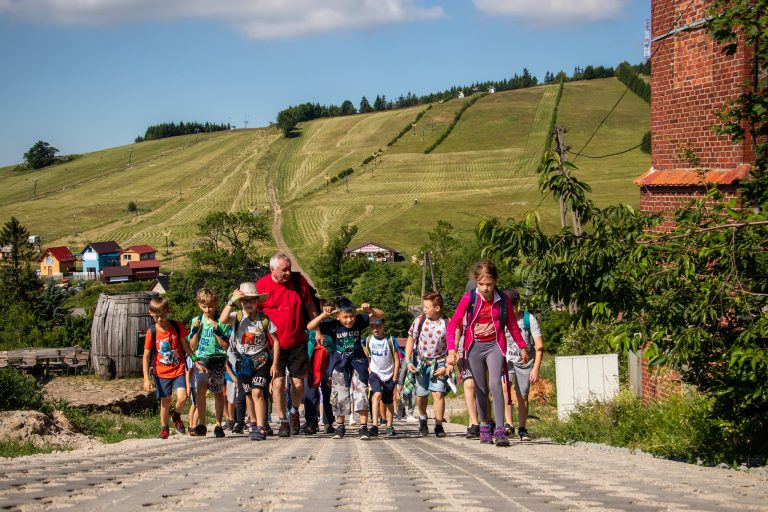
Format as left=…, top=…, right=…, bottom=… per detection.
left=634, top=0, right=754, bottom=232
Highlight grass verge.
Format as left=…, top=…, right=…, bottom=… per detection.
left=0, top=441, right=62, bottom=458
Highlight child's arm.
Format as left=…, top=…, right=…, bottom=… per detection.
left=142, top=348, right=152, bottom=392
left=269, top=332, right=280, bottom=379
left=209, top=319, right=230, bottom=350
left=359, top=303, right=384, bottom=320
left=392, top=339, right=400, bottom=381
left=404, top=335, right=417, bottom=373
left=307, top=304, right=334, bottom=331
left=530, top=315, right=544, bottom=383
left=188, top=317, right=201, bottom=351
left=220, top=289, right=243, bottom=323
left=225, top=362, right=237, bottom=382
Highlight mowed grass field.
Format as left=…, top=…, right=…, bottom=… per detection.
left=0, top=77, right=649, bottom=274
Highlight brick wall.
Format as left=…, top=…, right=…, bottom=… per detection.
left=639, top=183, right=741, bottom=232
left=651, top=0, right=754, bottom=171
left=640, top=350, right=684, bottom=405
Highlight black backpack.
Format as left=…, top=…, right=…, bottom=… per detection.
left=464, top=288, right=508, bottom=335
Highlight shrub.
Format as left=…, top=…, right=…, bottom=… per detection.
left=641, top=131, right=651, bottom=154
left=538, top=309, right=572, bottom=354
left=0, top=368, right=44, bottom=411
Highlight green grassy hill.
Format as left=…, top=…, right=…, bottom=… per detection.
left=0, top=78, right=649, bottom=274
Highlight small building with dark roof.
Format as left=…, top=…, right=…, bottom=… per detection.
left=128, top=259, right=161, bottom=281
left=344, top=241, right=400, bottom=263
left=99, top=265, right=134, bottom=284
left=148, top=274, right=171, bottom=295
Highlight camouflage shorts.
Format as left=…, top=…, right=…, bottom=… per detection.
left=331, top=369, right=368, bottom=417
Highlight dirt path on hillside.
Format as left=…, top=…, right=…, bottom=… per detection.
left=267, top=179, right=314, bottom=287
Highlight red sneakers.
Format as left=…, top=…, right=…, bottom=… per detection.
left=172, top=411, right=186, bottom=434
left=159, top=426, right=170, bottom=439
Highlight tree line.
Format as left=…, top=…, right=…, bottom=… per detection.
left=135, top=121, right=231, bottom=143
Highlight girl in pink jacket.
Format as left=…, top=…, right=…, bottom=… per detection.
left=447, top=259, right=527, bottom=446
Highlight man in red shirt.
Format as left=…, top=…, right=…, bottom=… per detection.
left=255, top=252, right=319, bottom=437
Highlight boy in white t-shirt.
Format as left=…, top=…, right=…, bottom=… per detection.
left=364, top=317, right=400, bottom=437
left=404, top=292, right=453, bottom=438
left=502, top=288, right=544, bottom=441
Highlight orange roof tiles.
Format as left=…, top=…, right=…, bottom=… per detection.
left=634, top=165, right=751, bottom=187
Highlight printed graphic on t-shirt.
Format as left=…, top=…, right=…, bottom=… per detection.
left=158, top=336, right=180, bottom=367
left=319, top=315, right=369, bottom=356
left=408, top=317, right=447, bottom=359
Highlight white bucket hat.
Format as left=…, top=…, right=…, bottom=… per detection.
left=239, top=282, right=268, bottom=302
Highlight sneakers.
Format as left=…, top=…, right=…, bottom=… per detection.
left=278, top=420, right=291, bottom=437
left=214, top=425, right=225, bottom=438
left=325, top=424, right=336, bottom=435
left=386, top=426, right=397, bottom=437
left=494, top=427, right=510, bottom=447
left=418, top=418, right=429, bottom=437
left=479, top=424, right=492, bottom=444
left=265, top=424, right=274, bottom=436
left=171, top=412, right=185, bottom=434
left=466, top=424, right=480, bottom=439
left=250, top=425, right=266, bottom=441
left=359, top=425, right=370, bottom=440
left=332, top=424, right=346, bottom=439
left=159, top=426, right=170, bottom=439
left=504, top=423, right=514, bottom=437
left=369, top=425, right=379, bottom=438
left=232, top=423, right=244, bottom=434
left=190, top=424, right=207, bottom=437
left=289, top=411, right=301, bottom=435
left=518, top=427, right=531, bottom=441
left=434, top=423, right=446, bottom=438
left=222, top=420, right=234, bottom=431
left=406, top=415, right=418, bottom=423
left=303, top=423, right=318, bottom=435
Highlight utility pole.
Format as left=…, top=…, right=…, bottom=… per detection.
left=554, top=126, right=582, bottom=236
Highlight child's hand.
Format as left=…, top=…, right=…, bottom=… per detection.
left=193, top=318, right=202, bottom=329
left=143, top=378, right=152, bottom=392
left=196, top=361, right=208, bottom=374
left=231, top=289, right=244, bottom=303
left=209, top=320, right=219, bottom=330
left=521, top=350, right=529, bottom=365
left=407, top=363, right=417, bottom=373
left=322, top=305, right=334, bottom=316
left=360, top=303, right=372, bottom=312
left=270, top=363, right=279, bottom=379
left=434, top=367, right=448, bottom=378
left=315, top=334, right=325, bottom=346
left=530, top=367, right=539, bottom=383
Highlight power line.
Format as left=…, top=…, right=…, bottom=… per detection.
left=571, top=0, right=697, bottom=162
left=569, top=143, right=643, bottom=159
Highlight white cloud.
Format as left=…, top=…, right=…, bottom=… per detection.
left=0, top=0, right=444, bottom=39
left=472, top=0, right=628, bottom=26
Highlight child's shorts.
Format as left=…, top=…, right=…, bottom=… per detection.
left=508, top=364, right=533, bottom=398
left=195, top=364, right=225, bottom=393
left=415, top=359, right=448, bottom=397
left=242, top=363, right=271, bottom=394
left=331, top=369, right=368, bottom=417
left=153, top=374, right=186, bottom=399
left=189, top=385, right=198, bottom=406
left=369, top=373, right=396, bottom=405
left=226, top=380, right=236, bottom=403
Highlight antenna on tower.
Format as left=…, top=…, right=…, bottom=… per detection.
left=243, top=115, right=249, bottom=129
left=643, top=18, right=651, bottom=63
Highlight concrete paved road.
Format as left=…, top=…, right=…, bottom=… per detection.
left=0, top=422, right=765, bottom=511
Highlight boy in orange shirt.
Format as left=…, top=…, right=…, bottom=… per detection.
left=142, top=296, right=192, bottom=439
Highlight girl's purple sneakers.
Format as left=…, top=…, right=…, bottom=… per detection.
left=479, top=424, right=492, bottom=443
left=494, top=427, right=510, bottom=447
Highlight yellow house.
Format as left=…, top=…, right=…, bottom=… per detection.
left=38, top=246, right=77, bottom=277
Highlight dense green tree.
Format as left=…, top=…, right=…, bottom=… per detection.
left=188, top=210, right=271, bottom=280
left=350, top=264, right=412, bottom=338
left=359, top=96, right=373, bottom=113
left=23, top=141, right=58, bottom=169
left=0, top=217, right=39, bottom=304
left=340, top=100, right=356, bottom=115
left=373, top=95, right=386, bottom=112
left=310, top=225, right=372, bottom=299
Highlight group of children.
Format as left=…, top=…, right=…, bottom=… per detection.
left=142, top=258, right=544, bottom=446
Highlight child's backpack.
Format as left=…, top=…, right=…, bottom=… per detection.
left=148, top=320, right=182, bottom=369
left=230, top=311, right=271, bottom=382
left=364, top=334, right=398, bottom=366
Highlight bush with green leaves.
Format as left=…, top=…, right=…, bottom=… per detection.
left=0, top=368, right=44, bottom=411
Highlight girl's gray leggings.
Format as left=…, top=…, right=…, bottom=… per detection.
left=467, top=340, right=505, bottom=426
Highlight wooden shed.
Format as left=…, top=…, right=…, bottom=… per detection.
left=90, top=292, right=158, bottom=378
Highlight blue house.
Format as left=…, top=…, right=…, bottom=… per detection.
left=82, top=241, right=122, bottom=276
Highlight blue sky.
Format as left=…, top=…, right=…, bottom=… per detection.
left=0, top=0, right=649, bottom=167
